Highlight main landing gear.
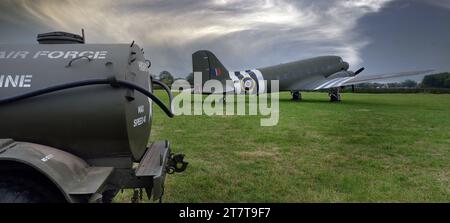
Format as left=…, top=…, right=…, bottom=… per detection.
left=291, top=91, right=302, bottom=101
left=329, top=88, right=341, bottom=102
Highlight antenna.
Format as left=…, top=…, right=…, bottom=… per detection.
left=81, top=28, right=85, bottom=43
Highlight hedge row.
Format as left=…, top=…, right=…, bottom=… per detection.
left=342, top=88, right=450, bottom=94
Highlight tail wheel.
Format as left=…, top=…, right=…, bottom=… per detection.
left=292, top=91, right=301, bottom=101
left=0, top=174, right=65, bottom=203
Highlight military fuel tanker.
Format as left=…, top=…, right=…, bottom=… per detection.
left=0, top=31, right=187, bottom=203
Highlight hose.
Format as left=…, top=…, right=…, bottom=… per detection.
left=152, top=79, right=174, bottom=112
left=0, top=77, right=174, bottom=118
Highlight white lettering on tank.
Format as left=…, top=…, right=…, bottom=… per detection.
left=133, top=116, right=146, bottom=127
left=138, top=105, right=145, bottom=114
left=94, top=51, right=107, bottom=59
left=64, top=51, right=79, bottom=59
left=79, top=51, right=94, bottom=59
left=0, top=50, right=108, bottom=59
left=14, top=51, right=29, bottom=59
left=20, top=75, right=32, bottom=87
left=0, top=75, right=33, bottom=88
left=33, top=51, right=49, bottom=58
left=6, top=51, right=16, bottom=59
left=5, top=75, right=19, bottom=87
left=48, top=51, right=64, bottom=59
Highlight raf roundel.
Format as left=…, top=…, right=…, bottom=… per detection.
left=241, top=76, right=256, bottom=92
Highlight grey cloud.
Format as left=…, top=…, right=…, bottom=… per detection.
left=0, top=0, right=448, bottom=77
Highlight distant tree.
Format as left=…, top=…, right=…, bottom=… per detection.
left=445, top=76, right=450, bottom=88
left=186, top=72, right=194, bottom=86
left=401, top=79, right=418, bottom=88
left=356, top=83, right=379, bottom=88
left=356, top=83, right=370, bottom=88
left=422, top=73, right=450, bottom=88
left=149, top=73, right=158, bottom=80
left=159, top=70, right=174, bottom=86
left=387, top=82, right=400, bottom=88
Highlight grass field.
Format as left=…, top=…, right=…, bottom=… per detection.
left=115, top=92, right=450, bottom=202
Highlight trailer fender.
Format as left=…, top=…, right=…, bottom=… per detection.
left=0, top=139, right=113, bottom=202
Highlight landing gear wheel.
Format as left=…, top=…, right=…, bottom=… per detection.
left=329, top=88, right=341, bottom=102
left=0, top=174, right=64, bottom=203
left=292, top=91, right=301, bottom=101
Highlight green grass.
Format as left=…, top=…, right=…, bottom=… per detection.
left=115, top=92, right=450, bottom=202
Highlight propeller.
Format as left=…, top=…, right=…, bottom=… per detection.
left=354, top=67, right=365, bottom=75
left=352, top=67, right=364, bottom=92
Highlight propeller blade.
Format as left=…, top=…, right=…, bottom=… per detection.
left=354, top=67, right=365, bottom=75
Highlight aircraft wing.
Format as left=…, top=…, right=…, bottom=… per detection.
left=311, top=69, right=434, bottom=90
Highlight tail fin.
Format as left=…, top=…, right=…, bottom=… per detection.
left=192, top=50, right=229, bottom=85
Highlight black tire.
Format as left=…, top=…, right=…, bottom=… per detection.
left=329, top=93, right=340, bottom=102
left=292, top=91, right=301, bottom=101
left=102, top=189, right=119, bottom=203
left=0, top=174, right=65, bottom=203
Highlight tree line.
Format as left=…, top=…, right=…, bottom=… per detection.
left=356, top=73, right=450, bottom=89
left=153, top=71, right=450, bottom=89
left=421, top=72, right=450, bottom=88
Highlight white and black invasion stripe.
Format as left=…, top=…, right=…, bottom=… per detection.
left=228, top=69, right=266, bottom=94
left=314, top=76, right=355, bottom=90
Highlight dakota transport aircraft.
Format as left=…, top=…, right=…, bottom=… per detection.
left=192, top=50, right=433, bottom=101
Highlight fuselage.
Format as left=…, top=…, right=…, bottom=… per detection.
left=192, top=50, right=351, bottom=94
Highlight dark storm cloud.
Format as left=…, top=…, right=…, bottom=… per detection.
left=0, top=0, right=449, bottom=78
left=358, top=0, right=450, bottom=76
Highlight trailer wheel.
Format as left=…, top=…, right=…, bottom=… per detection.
left=0, top=174, right=65, bottom=203
left=102, top=189, right=120, bottom=203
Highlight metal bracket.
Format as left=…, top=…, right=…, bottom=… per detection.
left=167, top=153, right=188, bottom=174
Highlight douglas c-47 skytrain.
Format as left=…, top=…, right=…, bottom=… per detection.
left=192, top=50, right=433, bottom=101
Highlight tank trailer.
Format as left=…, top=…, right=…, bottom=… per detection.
left=0, top=31, right=187, bottom=203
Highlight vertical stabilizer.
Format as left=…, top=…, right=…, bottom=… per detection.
left=192, top=50, right=229, bottom=85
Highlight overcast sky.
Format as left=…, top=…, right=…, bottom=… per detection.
left=0, top=0, right=449, bottom=78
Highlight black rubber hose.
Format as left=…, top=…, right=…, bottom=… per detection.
left=152, top=79, right=173, bottom=104
left=0, top=77, right=174, bottom=118
left=117, top=79, right=174, bottom=117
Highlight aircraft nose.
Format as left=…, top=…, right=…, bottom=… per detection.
left=342, top=61, right=349, bottom=70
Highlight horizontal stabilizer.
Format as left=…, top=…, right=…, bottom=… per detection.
left=179, top=85, right=235, bottom=94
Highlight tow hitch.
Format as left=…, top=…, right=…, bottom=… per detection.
left=167, top=153, right=188, bottom=174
